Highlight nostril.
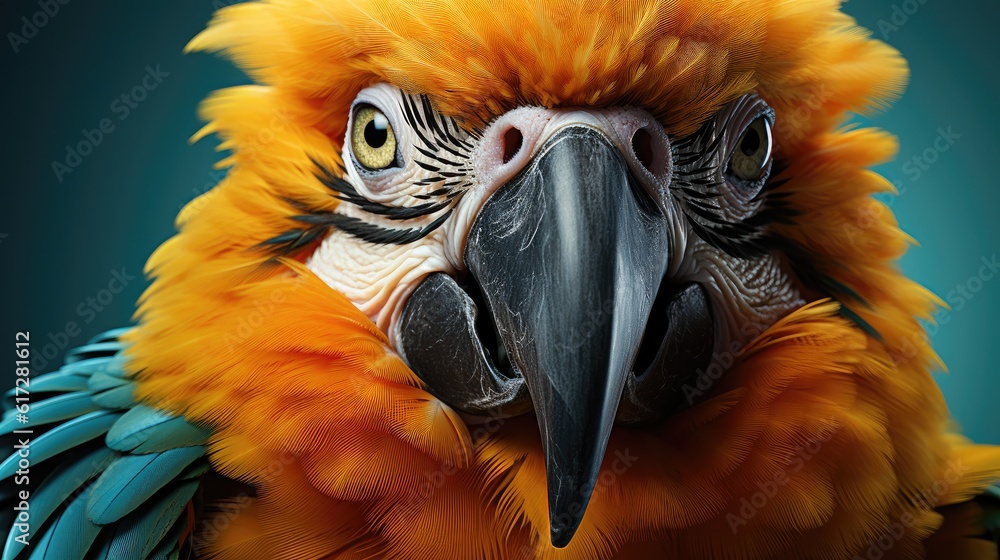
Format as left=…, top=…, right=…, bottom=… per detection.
left=502, top=127, right=523, bottom=164
left=631, top=128, right=654, bottom=171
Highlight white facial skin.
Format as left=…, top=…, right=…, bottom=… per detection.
left=306, top=83, right=803, bottom=363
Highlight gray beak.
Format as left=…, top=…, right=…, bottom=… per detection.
left=464, top=127, right=669, bottom=546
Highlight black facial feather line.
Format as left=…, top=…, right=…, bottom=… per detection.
left=260, top=95, right=478, bottom=252
left=258, top=160, right=455, bottom=251
left=670, top=108, right=795, bottom=260
left=672, top=96, right=876, bottom=336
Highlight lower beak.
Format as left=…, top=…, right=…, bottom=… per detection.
left=465, top=127, right=670, bottom=546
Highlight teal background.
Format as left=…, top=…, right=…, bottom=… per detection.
left=1, top=0, right=997, bottom=443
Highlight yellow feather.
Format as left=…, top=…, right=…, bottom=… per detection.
left=122, top=0, right=1000, bottom=557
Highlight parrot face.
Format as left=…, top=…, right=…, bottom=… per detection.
left=95, top=1, right=1000, bottom=557
left=306, top=83, right=803, bottom=544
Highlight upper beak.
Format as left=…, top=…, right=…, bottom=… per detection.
left=465, top=126, right=670, bottom=546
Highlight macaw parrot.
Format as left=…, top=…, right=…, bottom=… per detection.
left=3, top=0, right=1000, bottom=558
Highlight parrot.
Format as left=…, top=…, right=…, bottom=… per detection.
left=3, top=0, right=1000, bottom=558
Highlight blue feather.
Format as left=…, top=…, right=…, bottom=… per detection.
left=0, top=392, right=100, bottom=433
left=106, top=406, right=210, bottom=455
left=26, top=482, right=102, bottom=560
left=95, top=479, right=199, bottom=560
left=64, top=343, right=123, bottom=364
left=90, top=384, right=136, bottom=410
left=86, top=534, right=114, bottom=560
left=59, top=355, right=120, bottom=377
left=86, top=328, right=132, bottom=345
left=179, top=460, right=211, bottom=480
left=1, top=447, right=115, bottom=560
left=3, top=371, right=89, bottom=399
left=146, top=515, right=190, bottom=560
left=87, top=372, right=130, bottom=393
left=86, top=446, right=205, bottom=524
left=146, top=518, right=185, bottom=560
left=99, top=353, right=128, bottom=377
left=0, top=411, right=122, bottom=479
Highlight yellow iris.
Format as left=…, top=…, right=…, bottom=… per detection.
left=352, top=105, right=397, bottom=170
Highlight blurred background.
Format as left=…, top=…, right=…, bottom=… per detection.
left=1, top=0, right=998, bottom=443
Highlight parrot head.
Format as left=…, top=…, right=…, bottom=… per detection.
left=296, top=83, right=801, bottom=545
left=124, top=0, right=1000, bottom=557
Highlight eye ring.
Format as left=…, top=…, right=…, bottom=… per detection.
left=351, top=104, right=398, bottom=170
left=727, top=115, right=772, bottom=184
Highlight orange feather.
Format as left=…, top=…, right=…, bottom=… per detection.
left=124, top=0, right=1000, bottom=557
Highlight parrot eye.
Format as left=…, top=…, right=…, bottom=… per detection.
left=351, top=104, right=398, bottom=170
left=727, top=115, right=772, bottom=183
left=670, top=94, right=777, bottom=258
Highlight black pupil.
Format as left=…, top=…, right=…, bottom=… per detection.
left=364, top=119, right=387, bottom=148
left=740, top=126, right=760, bottom=157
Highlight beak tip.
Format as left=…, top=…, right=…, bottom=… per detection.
left=549, top=523, right=578, bottom=549
left=547, top=486, right=590, bottom=549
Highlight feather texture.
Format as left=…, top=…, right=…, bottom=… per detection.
left=26, top=483, right=102, bottom=560
left=122, top=0, right=1000, bottom=557
left=0, top=328, right=208, bottom=560
left=0, top=392, right=100, bottom=432
left=65, top=343, right=124, bottom=363
left=8, top=0, right=990, bottom=558
left=92, top=479, right=199, bottom=560
left=106, top=405, right=210, bottom=454
left=87, top=327, right=133, bottom=345
left=146, top=516, right=188, bottom=560
left=4, top=370, right=88, bottom=396
left=90, top=384, right=137, bottom=410
left=0, top=411, right=121, bottom=479
left=86, top=446, right=205, bottom=525
left=88, top=371, right=130, bottom=393
left=1, top=447, right=114, bottom=560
